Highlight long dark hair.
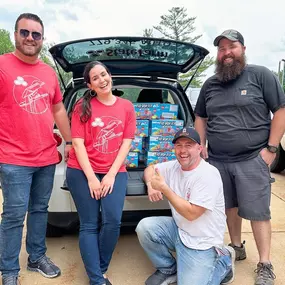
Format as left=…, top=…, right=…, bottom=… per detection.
left=75, top=61, right=111, bottom=123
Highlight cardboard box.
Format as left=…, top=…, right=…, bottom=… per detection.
left=126, top=152, right=139, bottom=168
left=135, top=120, right=149, bottom=137
left=130, top=137, right=143, bottom=152
left=145, top=136, right=174, bottom=152
left=149, top=120, right=184, bottom=136
left=160, top=104, right=178, bottom=119
left=133, top=103, right=160, bottom=119
left=146, top=151, right=176, bottom=165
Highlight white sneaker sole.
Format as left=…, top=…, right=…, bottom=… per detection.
left=27, top=266, right=60, bottom=278
left=160, top=275, right=177, bottom=285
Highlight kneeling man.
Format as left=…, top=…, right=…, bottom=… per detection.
left=136, top=127, right=235, bottom=285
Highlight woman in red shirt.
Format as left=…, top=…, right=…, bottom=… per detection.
left=66, top=61, right=136, bottom=285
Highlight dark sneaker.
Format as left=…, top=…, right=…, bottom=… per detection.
left=27, top=255, right=61, bottom=278
left=254, top=262, right=276, bottom=285
left=2, top=275, right=20, bottom=285
left=228, top=240, right=246, bottom=261
left=105, top=278, right=112, bottom=285
left=221, top=246, right=236, bottom=284
left=145, top=270, right=177, bottom=285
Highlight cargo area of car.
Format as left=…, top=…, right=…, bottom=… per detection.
left=63, top=80, right=193, bottom=197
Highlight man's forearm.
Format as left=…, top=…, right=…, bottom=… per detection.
left=144, top=165, right=155, bottom=184
left=269, top=107, right=285, bottom=146
left=161, top=184, right=205, bottom=221
left=53, top=107, right=72, bottom=142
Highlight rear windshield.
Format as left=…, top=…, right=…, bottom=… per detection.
left=62, top=38, right=195, bottom=66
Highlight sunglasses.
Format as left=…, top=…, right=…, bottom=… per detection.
left=19, top=29, right=43, bottom=41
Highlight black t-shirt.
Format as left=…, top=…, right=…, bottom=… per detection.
left=194, top=64, right=285, bottom=162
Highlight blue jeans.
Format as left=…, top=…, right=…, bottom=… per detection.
left=0, top=163, right=56, bottom=277
left=136, top=217, right=232, bottom=285
left=66, top=168, right=127, bottom=285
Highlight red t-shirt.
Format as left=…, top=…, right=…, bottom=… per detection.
left=68, top=96, right=136, bottom=173
left=0, top=53, right=63, bottom=166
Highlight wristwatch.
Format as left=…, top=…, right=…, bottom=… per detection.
left=267, top=145, right=278, bottom=153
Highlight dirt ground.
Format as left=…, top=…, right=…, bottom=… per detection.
left=1, top=172, right=285, bottom=285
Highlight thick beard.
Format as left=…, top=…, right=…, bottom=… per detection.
left=215, top=53, right=246, bottom=83
left=15, top=40, right=42, bottom=57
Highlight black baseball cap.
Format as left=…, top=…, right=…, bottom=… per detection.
left=172, top=127, right=201, bottom=144
left=213, top=29, right=244, bottom=46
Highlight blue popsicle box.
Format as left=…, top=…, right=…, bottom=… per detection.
left=160, top=104, right=178, bottom=119
left=149, top=120, right=184, bottom=136
left=135, top=120, right=149, bottom=137
left=130, top=137, right=143, bottom=152
left=146, top=151, right=176, bottom=165
left=133, top=103, right=160, bottom=119
left=126, top=152, right=139, bottom=168
left=145, top=136, right=174, bottom=152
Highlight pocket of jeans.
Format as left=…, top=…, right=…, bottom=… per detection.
left=0, top=164, right=14, bottom=176
left=257, top=153, right=269, bottom=168
left=257, top=153, right=272, bottom=183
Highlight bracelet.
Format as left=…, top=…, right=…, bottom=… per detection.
left=66, top=141, right=72, bottom=145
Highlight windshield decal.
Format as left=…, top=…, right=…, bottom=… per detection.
left=62, top=38, right=194, bottom=65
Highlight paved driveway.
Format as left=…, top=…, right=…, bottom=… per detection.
left=0, top=172, right=285, bottom=285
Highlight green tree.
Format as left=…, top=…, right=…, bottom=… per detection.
left=143, top=7, right=214, bottom=87
left=142, top=28, right=154, bottom=38
left=40, top=42, right=54, bottom=66
left=180, top=57, right=214, bottom=88
left=153, top=7, right=202, bottom=43
left=273, top=69, right=285, bottom=92
left=0, top=29, right=14, bottom=55
left=40, top=42, right=72, bottom=91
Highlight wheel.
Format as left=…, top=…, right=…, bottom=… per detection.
left=270, top=145, right=285, bottom=173
left=46, top=223, right=64, bottom=238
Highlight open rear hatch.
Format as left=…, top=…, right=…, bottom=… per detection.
left=49, top=36, right=209, bottom=80
left=50, top=37, right=209, bottom=195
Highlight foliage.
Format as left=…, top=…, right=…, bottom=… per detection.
left=0, top=29, right=14, bottom=55
left=143, top=7, right=214, bottom=88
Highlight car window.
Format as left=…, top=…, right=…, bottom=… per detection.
left=186, top=87, right=201, bottom=109
left=119, top=88, right=140, bottom=102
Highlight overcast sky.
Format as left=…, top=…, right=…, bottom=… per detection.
left=1, top=0, right=285, bottom=80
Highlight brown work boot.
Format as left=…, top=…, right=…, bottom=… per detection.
left=254, top=262, right=276, bottom=285
left=228, top=241, right=246, bottom=261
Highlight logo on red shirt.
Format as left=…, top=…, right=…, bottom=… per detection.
left=92, top=116, right=123, bottom=153
left=13, top=75, right=49, bottom=114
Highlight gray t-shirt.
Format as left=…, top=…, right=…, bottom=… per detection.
left=195, top=64, right=285, bottom=162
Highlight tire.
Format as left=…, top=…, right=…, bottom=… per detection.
left=46, top=223, right=64, bottom=238
left=270, top=145, right=285, bottom=173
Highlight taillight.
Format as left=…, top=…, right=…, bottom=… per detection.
left=57, top=151, right=63, bottom=164
left=54, top=133, right=62, bottom=147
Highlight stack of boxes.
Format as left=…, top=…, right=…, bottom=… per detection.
left=125, top=102, right=184, bottom=168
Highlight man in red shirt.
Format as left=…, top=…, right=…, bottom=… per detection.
left=0, top=13, right=71, bottom=285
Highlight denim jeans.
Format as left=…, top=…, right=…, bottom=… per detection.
left=136, top=216, right=232, bottom=285
left=66, top=168, right=127, bottom=285
left=0, top=163, right=56, bottom=277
